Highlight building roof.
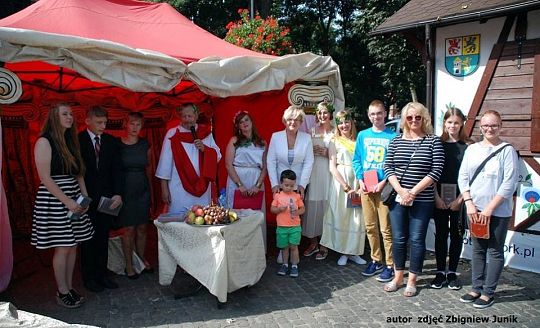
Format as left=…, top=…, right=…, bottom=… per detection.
left=373, top=0, right=540, bottom=35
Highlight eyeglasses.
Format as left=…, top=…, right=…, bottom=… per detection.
left=480, top=124, right=500, bottom=130
left=406, top=115, right=423, bottom=122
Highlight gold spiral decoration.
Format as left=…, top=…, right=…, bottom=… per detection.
left=0, top=68, right=23, bottom=104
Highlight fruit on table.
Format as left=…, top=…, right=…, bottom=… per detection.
left=184, top=204, right=238, bottom=225
left=194, top=216, right=205, bottom=225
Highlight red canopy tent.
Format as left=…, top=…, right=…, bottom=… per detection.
left=0, top=0, right=344, bottom=291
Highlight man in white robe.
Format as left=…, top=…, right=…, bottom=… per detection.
left=156, top=104, right=221, bottom=214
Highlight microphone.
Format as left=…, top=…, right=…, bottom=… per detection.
left=190, top=125, right=197, bottom=141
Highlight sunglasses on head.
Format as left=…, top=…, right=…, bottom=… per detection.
left=406, top=115, right=423, bottom=122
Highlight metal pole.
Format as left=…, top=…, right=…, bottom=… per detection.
left=425, top=24, right=434, bottom=118
left=250, top=0, right=254, bottom=20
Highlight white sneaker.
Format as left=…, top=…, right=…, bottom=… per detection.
left=348, top=255, right=367, bottom=265
left=277, top=250, right=283, bottom=264
left=337, top=255, right=348, bottom=266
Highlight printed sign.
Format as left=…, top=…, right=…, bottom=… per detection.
left=445, top=34, right=480, bottom=77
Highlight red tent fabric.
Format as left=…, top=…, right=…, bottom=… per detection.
left=0, top=0, right=270, bottom=63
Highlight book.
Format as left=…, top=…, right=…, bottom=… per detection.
left=67, top=195, right=92, bottom=220
left=363, top=170, right=379, bottom=193
left=440, top=183, right=457, bottom=204
left=233, top=190, right=264, bottom=210
left=469, top=217, right=490, bottom=239
left=97, top=196, right=122, bottom=216
left=346, top=193, right=362, bottom=208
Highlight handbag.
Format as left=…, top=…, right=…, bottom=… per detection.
left=381, top=136, right=426, bottom=206
left=464, top=143, right=511, bottom=239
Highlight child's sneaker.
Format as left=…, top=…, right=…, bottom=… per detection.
left=376, top=267, right=394, bottom=282
left=289, top=266, right=299, bottom=278
left=277, top=264, right=288, bottom=276
left=362, top=261, right=384, bottom=277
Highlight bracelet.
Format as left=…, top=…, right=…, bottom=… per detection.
left=343, top=185, right=351, bottom=193
left=256, top=182, right=262, bottom=188
left=236, top=181, right=243, bottom=187
left=464, top=198, right=473, bottom=203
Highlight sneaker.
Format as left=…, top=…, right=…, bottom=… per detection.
left=337, top=255, right=348, bottom=266
left=460, top=292, right=480, bottom=303
left=277, top=264, right=288, bottom=276
left=289, top=266, right=299, bottom=278
left=376, top=267, right=394, bottom=282
left=348, top=255, right=367, bottom=265
left=277, top=250, right=283, bottom=264
left=473, top=296, right=495, bottom=309
left=362, top=261, right=384, bottom=277
left=430, top=272, right=447, bottom=289
left=447, top=273, right=462, bottom=290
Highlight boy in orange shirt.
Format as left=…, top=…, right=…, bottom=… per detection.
left=271, top=170, right=305, bottom=277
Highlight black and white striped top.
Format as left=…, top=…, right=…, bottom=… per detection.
left=384, top=134, right=444, bottom=202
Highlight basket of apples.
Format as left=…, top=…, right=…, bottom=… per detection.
left=184, top=204, right=239, bottom=226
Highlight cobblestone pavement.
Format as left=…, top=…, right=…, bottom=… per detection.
left=1, top=232, right=539, bottom=328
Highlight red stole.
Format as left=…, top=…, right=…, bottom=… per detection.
left=170, top=125, right=218, bottom=198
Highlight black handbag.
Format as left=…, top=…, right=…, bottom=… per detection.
left=381, top=183, right=397, bottom=206
left=381, top=136, right=426, bottom=206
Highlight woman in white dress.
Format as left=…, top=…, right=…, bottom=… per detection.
left=320, top=109, right=366, bottom=266
left=302, top=102, right=334, bottom=259
left=225, top=110, right=267, bottom=209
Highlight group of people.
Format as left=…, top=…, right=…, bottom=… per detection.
left=264, top=100, right=518, bottom=310
left=32, top=99, right=518, bottom=310
left=32, top=104, right=153, bottom=308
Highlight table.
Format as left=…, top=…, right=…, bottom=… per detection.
left=155, top=210, right=266, bottom=302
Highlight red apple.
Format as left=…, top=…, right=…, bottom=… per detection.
left=194, top=208, right=204, bottom=217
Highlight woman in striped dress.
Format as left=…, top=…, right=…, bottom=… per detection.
left=383, top=102, right=444, bottom=297
left=32, top=103, right=94, bottom=308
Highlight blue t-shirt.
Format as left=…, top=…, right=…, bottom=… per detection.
left=352, top=127, right=396, bottom=181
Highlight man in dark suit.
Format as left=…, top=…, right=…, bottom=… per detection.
left=79, top=106, right=123, bottom=292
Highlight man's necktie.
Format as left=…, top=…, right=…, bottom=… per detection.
left=94, top=136, right=101, bottom=166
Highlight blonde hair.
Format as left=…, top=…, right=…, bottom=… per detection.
left=282, top=106, right=305, bottom=124
left=334, top=109, right=357, bottom=139
left=400, top=102, right=433, bottom=136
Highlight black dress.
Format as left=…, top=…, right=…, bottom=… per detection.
left=31, top=133, right=94, bottom=249
left=116, top=138, right=151, bottom=227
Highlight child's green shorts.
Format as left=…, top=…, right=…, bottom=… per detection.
left=276, top=226, right=301, bottom=248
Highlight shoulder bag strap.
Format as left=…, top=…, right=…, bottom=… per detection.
left=397, top=136, right=426, bottom=183
left=469, top=143, right=511, bottom=186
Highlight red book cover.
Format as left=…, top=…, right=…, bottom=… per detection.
left=364, top=170, right=379, bottom=193
left=469, top=218, right=490, bottom=239
left=233, top=190, right=264, bottom=210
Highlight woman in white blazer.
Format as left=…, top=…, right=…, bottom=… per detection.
left=267, top=106, right=314, bottom=264
left=267, top=106, right=314, bottom=199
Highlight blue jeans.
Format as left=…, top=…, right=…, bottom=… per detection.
left=389, top=201, right=433, bottom=274
left=471, top=216, right=509, bottom=297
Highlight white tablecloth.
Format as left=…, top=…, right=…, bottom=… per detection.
left=155, top=210, right=266, bottom=302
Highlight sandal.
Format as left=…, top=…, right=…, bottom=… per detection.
left=303, top=244, right=319, bottom=257
left=315, top=250, right=328, bottom=260
left=403, top=285, right=417, bottom=297
left=69, top=289, right=85, bottom=304
left=56, top=291, right=81, bottom=309
left=383, top=281, right=403, bottom=293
